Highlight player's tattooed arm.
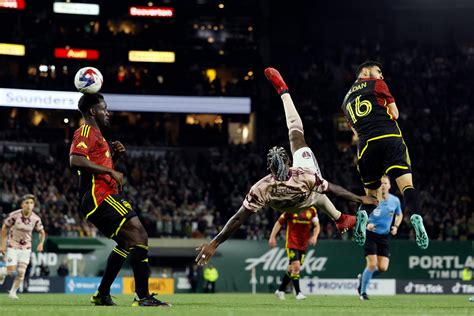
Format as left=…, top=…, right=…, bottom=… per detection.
left=325, top=182, right=378, bottom=205
left=196, top=206, right=254, bottom=265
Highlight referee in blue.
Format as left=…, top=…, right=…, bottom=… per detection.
left=358, top=175, right=403, bottom=300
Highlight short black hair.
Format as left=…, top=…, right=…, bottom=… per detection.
left=78, top=93, right=104, bottom=115
left=356, top=61, right=382, bottom=76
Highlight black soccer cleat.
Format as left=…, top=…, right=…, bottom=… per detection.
left=132, top=293, right=171, bottom=307
left=359, top=292, right=369, bottom=301
left=90, top=291, right=116, bottom=306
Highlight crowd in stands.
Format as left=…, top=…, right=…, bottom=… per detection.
left=1, top=43, right=473, bottom=242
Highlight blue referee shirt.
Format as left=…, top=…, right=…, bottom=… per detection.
left=368, top=193, right=402, bottom=235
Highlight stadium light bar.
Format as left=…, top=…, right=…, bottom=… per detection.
left=129, top=6, right=174, bottom=18
left=0, top=43, right=25, bottom=56
left=128, top=50, right=175, bottom=63
left=0, top=0, right=25, bottom=9
left=53, top=2, right=100, bottom=16
left=54, top=48, right=99, bottom=60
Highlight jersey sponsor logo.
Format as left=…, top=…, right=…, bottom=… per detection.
left=122, top=200, right=132, bottom=210
left=105, top=150, right=110, bottom=157
left=76, top=141, right=88, bottom=149
left=302, top=151, right=312, bottom=159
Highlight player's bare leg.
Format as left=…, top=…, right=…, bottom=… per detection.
left=395, top=173, right=429, bottom=249
left=0, top=264, right=16, bottom=286
left=265, top=67, right=356, bottom=231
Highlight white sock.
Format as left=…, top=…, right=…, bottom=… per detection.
left=281, top=93, right=304, bottom=134
left=316, top=195, right=342, bottom=221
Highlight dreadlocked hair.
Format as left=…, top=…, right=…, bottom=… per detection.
left=267, top=146, right=290, bottom=181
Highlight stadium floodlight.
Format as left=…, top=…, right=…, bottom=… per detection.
left=53, top=2, right=100, bottom=16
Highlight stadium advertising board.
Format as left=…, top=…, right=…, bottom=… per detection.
left=129, top=6, right=174, bottom=18
left=65, top=277, right=122, bottom=294
left=0, top=277, right=65, bottom=293
left=129, top=50, right=175, bottom=63
left=0, top=88, right=251, bottom=113
left=123, top=277, right=174, bottom=294
left=54, top=48, right=99, bottom=60
left=0, top=43, right=25, bottom=56
left=397, top=280, right=474, bottom=295
left=53, top=2, right=100, bottom=15
left=0, top=0, right=25, bottom=9
left=301, top=278, right=396, bottom=295
left=211, top=240, right=473, bottom=292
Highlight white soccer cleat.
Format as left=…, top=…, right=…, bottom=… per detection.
left=274, top=289, right=286, bottom=300
left=296, top=292, right=307, bottom=300
left=8, top=290, right=19, bottom=300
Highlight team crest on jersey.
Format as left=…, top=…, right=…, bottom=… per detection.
left=105, top=150, right=110, bottom=157
left=306, top=211, right=312, bottom=219
left=122, top=200, right=132, bottom=210
left=302, top=151, right=312, bottom=159
left=76, top=141, right=88, bottom=149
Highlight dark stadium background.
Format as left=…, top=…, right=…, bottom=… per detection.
left=0, top=0, right=472, bottom=290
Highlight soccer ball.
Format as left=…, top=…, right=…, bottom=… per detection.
left=74, top=67, right=103, bottom=94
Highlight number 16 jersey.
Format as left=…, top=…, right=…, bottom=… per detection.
left=341, top=78, right=400, bottom=150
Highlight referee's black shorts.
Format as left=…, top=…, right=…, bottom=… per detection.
left=364, top=230, right=390, bottom=257
left=357, top=136, right=411, bottom=190
left=80, top=193, right=137, bottom=238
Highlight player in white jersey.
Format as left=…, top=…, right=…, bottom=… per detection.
left=196, top=68, right=377, bottom=265
left=0, top=194, right=46, bottom=299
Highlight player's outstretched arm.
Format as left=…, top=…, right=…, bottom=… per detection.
left=325, top=182, right=378, bottom=205
left=268, top=220, right=282, bottom=248
left=195, top=206, right=254, bottom=265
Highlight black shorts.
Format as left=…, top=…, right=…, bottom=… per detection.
left=286, top=248, right=306, bottom=264
left=364, top=231, right=390, bottom=257
left=80, top=193, right=137, bottom=238
left=357, top=136, right=411, bottom=190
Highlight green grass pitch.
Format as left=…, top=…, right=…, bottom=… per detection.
left=0, top=294, right=472, bottom=316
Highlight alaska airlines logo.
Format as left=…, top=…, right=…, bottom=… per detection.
left=245, top=248, right=327, bottom=274
left=76, top=141, right=88, bottom=149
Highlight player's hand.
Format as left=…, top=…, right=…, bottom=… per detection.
left=268, top=237, right=277, bottom=248
left=195, top=241, right=218, bottom=266
left=367, top=223, right=375, bottom=231
left=111, top=141, right=126, bottom=158
left=110, top=170, right=124, bottom=191
left=309, top=236, right=318, bottom=246
left=361, top=195, right=379, bottom=206
left=390, top=226, right=398, bottom=235
left=37, top=243, right=44, bottom=252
